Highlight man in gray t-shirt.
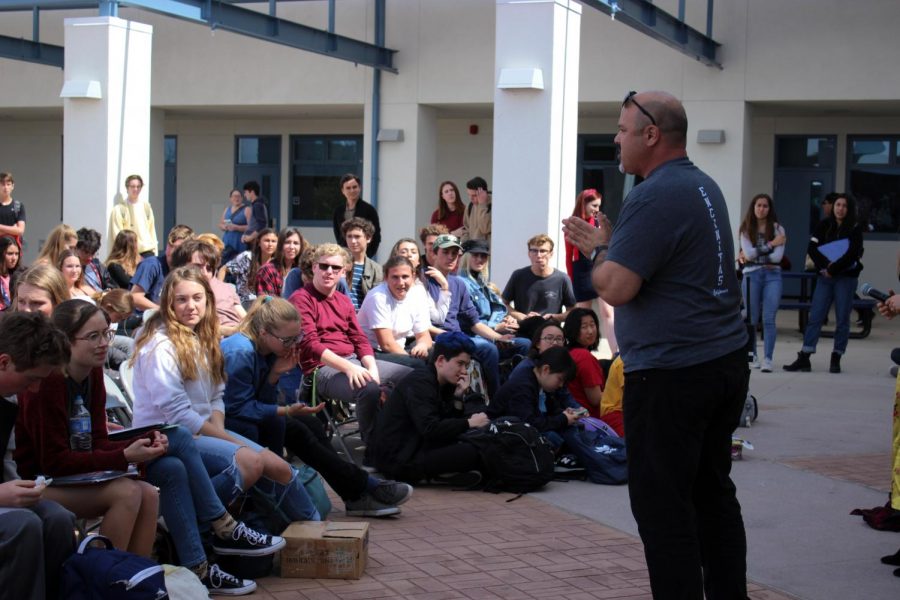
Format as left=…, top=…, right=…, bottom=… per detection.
left=563, top=91, right=749, bottom=598
left=501, top=233, right=575, bottom=322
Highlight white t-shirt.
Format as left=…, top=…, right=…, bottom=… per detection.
left=357, top=282, right=431, bottom=351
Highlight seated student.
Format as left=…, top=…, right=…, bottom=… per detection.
left=502, top=233, right=576, bottom=322
left=16, top=302, right=161, bottom=558
left=508, top=319, right=566, bottom=377
left=18, top=301, right=271, bottom=595
left=0, top=311, right=75, bottom=600
left=255, top=227, right=305, bottom=298
left=289, top=244, right=412, bottom=456
left=221, top=227, right=277, bottom=306
left=600, top=355, right=625, bottom=437
left=342, top=217, right=383, bottom=311
left=75, top=227, right=112, bottom=292
left=563, top=307, right=606, bottom=418
left=13, top=263, right=69, bottom=317
left=422, top=233, right=513, bottom=397
left=357, top=256, right=433, bottom=368
left=171, top=238, right=246, bottom=337
left=57, top=249, right=95, bottom=303
left=373, top=332, right=489, bottom=486
left=488, top=346, right=580, bottom=447
left=130, top=224, right=194, bottom=312
left=132, top=267, right=319, bottom=524
left=221, top=296, right=413, bottom=517
left=105, top=229, right=142, bottom=290
left=96, top=289, right=136, bottom=368
left=459, top=238, right=530, bottom=357
left=393, top=234, right=450, bottom=328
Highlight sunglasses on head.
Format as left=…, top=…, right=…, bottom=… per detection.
left=623, top=90, right=657, bottom=127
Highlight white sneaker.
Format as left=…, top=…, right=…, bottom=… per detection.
left=760, top=359, right=773, bottom=373
left=749, top=356, right=760, bottom=369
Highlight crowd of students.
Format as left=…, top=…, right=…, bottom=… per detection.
left=0, top=170, right=629, bottom=598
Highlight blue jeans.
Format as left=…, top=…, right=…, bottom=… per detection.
left=195, top=430, right=320, bottom=522
left=742, top=268, right=782, bottom=361
left=144, top=425, right=226, bottom=568
left=802, top=275, right=857, bottom=355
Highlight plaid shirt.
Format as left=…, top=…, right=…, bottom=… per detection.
left=255, top=261, right=284, bottom=297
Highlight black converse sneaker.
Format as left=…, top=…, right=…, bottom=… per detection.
left=202, top=564, right=257, bottom=596
left=212, top=521, right=286, bottom=556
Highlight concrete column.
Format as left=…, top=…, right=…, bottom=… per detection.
left=61, top=16, right=152, bottom=255
left=491, top=0, right=581, bottom=286
left=683, top=100, right=750, bottom=247
left=368, top=103, right=438, bottom=262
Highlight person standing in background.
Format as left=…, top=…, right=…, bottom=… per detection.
left=108, top=174, right=158, bottom=258
left=240, top=181, right=269, bottom=250
left=332, top=174, right=381, bottom=258
left=462, top=176, right=491, bottom=245
left=0, top=172, right=26, bottom=249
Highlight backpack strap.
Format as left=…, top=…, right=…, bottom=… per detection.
left=76, top=534, right=115, bottom=554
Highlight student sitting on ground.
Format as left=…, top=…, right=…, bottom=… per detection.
left=0, top=311, right=75, bottom=600
left=16, top=301, right=161, bottom=558
left=19, top=300, right=275, bottom=595
left=563, top=307, right=606, bottom=418
left=599, top=355, right=625, bottom=437
left=357, top=256, right=433, bottom=369
left=255, top=227, right=305, bottom=298
left=488, top=346, right=580, bottom=447
left=221, top=295, right=413, bottom=517
left=132, top=267, right=320, bottom=525
left=342, top=217, right=383, bottom=311
left=290, top=244, right=412, bottom=461
left=372, top=332, right=489, bottom=487
left=502, top=233, right=576, bottom=323
left=96, top=289, right=136, bottom=368
left=130, top=224, right=194, bottom=312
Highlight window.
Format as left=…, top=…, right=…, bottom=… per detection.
left=289, top=135, right=363, bottom=223
left=847, top=135, right=900, bottom=235
left=775, top=136, right=835, bottom=169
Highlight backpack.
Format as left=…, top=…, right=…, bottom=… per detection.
left=738, top=393, right=758, bottom=428
left=563, top=422, right=628, bottom=485
left=464, top=418, right=555, bottom=494
left=62, top=535, right=168, bottom=600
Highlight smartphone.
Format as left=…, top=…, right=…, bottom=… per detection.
left=572, top=407, right=589, bottom=417
left=35, top=475, right=53, bottom=487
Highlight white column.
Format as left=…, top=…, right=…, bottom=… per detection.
left=369, top=103, right=438, bottom=262
left=684, top=100, right=750, bottom=248
left=61, top=16, right=153, bottom=255
left=491, top=0, right=581, bottom=286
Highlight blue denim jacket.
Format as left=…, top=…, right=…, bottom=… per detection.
left=461, top=271, right=508, bottom=329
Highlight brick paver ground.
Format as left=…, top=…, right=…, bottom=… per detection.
left=254, top=487, right=799, bottom=599
left=781, top=453, right=892, bottom=493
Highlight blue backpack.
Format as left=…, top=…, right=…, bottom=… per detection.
left=563, top=421, right=628, bottom=485
left=62, top=535, right=168, bottom=600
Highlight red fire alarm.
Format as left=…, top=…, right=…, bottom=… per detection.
left=469, top=124, right=479, bottom=135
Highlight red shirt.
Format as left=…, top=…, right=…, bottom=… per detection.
left=16, top=367, right=129, bottom=479
left=567, top=347, right=606, bottom=418
left=291, top=282, right=374, bottom=374
left=430, top=208, right=464, bottom=233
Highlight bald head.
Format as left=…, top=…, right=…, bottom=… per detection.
left=626, top=91, right=688, bottom=148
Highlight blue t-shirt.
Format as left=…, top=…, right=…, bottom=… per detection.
left=606, top=157, right=747, bottom=372
left=130, top=253, right=168, bottom=309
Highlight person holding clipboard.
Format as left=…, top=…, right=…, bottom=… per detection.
left=784, top=193, right=864, bottom=374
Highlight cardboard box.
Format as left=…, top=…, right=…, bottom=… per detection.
left=280, top=521, right=369, bottom=579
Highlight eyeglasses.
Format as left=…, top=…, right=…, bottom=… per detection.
left=540, top=335, right=565, bottom=344
left=266, top=330, right=303, bottom=348
left=528, top=248, right=550, bottom=255
left=317, top=263, right=343, bottom=272
left=74, top=329, right=116, bottom=345
left=623, top=90, right=657, bottom=127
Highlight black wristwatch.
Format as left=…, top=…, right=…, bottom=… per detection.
left=591, top=244, right=609, bottom=263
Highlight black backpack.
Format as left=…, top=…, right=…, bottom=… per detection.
left=464, top=418, right=555, bottom=494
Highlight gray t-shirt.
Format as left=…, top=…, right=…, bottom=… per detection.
left=606, top=157, right=747, bottom=372
left=502, top=268, right=575, bottom=316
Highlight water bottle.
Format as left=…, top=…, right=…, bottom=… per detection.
left=69, top=394, right=92, bottom=451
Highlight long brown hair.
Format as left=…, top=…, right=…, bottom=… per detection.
left=36, top=224, right=76, bottom=267
left=105, top=229, right=142, bottom=276
left=437, top=181, right=465, bottom=221
left=132, top=267, right=225, bottom=384
left=248, top=227, right=276, bottom=291
left=738, top=193, right=779, bottom=241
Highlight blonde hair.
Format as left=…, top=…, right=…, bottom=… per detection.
left=312, top=243, right=350, bottom=265
left=14, top=263, right=69, bottom=309
left=239, top=296, right=300, bottom=348
left=197, top=233, right=225, bottom=258
left=105, top=229, right=141, bottom=276
left=36, top=224, right=77, bottom=267
left=133, top=267, right=225, bottom=384
left=97, top=288, right=134, bottom=315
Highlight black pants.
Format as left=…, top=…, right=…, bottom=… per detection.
left=226, top=413, right=369, bottom=502
left=388, top=442, right=481, bottom=484
left=624, top=348, right=749, bottom=600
